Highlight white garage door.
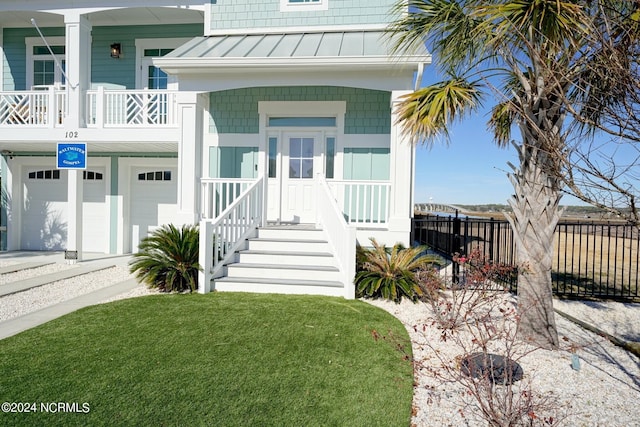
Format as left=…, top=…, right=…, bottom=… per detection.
left=21, top=168, right=108, bottom=252
left=130, top=167, right=178, bottom=252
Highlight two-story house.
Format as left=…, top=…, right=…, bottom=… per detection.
left=0, top=0, right=430, bottom=298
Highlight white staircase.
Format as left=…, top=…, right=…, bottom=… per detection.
left=213, top=225, right=345, bottom=297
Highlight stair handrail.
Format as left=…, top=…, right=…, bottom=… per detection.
left=316, top=174, right=356, bottom=299
left=198, top=177, right=263, bottom=293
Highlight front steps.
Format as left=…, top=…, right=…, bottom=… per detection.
left=214, top=225, right=346, bottom=297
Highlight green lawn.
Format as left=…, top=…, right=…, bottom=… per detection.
left=0, top=293, right=413, bottom=426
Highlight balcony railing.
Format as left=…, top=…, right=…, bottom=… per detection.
left=0, top=88, right=65, bottom=127
left=0, top=88, right=177, bottom=129
left=87, top=88, right=178, bottom=127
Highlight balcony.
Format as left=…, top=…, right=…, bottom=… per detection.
left=0, top=88, right=65, bottom=127
left=0, top=88, right=178, bottom=129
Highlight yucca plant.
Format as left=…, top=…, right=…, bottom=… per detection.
left=129, top=223, right=202, bottom=293
left=356, top=238, right=442, bottom=303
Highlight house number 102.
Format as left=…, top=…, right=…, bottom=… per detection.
left=65, top=131, right=79, bottom=138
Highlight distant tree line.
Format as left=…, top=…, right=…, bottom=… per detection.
left=457, top=204, right=628, bottom=219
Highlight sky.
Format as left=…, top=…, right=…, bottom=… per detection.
left=413, top=113, right=518, bottom=206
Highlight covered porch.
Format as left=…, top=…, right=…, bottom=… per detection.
left=154, top=28, right=430, bottom=297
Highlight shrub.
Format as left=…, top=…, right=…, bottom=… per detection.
left=413, top=249, right=564, bottom=426
left=355, top=238, right=443, bottom=303
left=129, top=224, right=202, bottom=293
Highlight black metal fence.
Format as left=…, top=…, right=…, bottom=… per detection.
left=413, top=214, right=639, bottom=300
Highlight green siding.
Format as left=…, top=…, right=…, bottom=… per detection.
left=209, top=0, right=396, bottom=31
left=3, top=27, right=65, bottom=90
left=91, top=24, right=201, bottom=89
left=209, top=86, right=390, bottom=134
left=343, top=148, right=390, bottom=180
left=2, top=25, right=201, bottom=90
left=209, top=147, right=258, bottom=178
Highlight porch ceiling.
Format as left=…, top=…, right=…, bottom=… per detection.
left=0, top=7, right=204, bottom=28
left=0, top=141, right=177, bottom=155
left=154, top=30, right=431, bottom=74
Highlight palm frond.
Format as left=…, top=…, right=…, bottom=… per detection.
left=355, top=238, right=443, bottom=303
left=129, top=224, right=202, bottom=292
left=395, top=78, right=484, bottom=143
left=488, top=101, right=516, bottom=147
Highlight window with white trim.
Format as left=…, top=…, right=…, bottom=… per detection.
left=25, top=37, right=66, bottom=89
left=280, top=0, right=328, bottom=12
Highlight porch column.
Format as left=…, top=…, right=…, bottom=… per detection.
left=388, top=90, right=415, bottom=246
left=63, top=13, right=91, bottom=128
left=176, top=91, right=206, bottom=225
left=63, top=13, right=91, bottom=262
left=0, top=26, right=4, bottom=90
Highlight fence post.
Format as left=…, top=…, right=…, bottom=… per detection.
left=489, top=217, right=495, bottom=261
left=452, top=210, right=461, bottom=284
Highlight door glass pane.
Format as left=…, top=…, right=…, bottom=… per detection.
left=268, top=137, right=278, bottom=178
left=61, top=60, right=66, bottom=85
left=289, top=159, right=301, bottom=178
left=289, top=137, right=314, bottom=179
left=302, top=138, right=314, bottom=157
left=290, top=138, right=301, bottom=157
left=325, top=137, right=335, bottom=179
left=301, top=159, right=313, bottom=178
left=148, top=66, right=168, bottom=89
left=33, top=60, right=55, bottom=86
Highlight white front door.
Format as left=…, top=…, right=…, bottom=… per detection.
left=280, top=132, right=323, bottom=223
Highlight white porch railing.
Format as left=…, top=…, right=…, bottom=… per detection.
left=317, top=175, right=357, bottom=299
left=198, top=177, right=263, bottom=293
left=0, top=88, right=65, bottom=127
left=326, top=180, right=391, bottom=226
left=86, top=88, right=177, bottom=127
left=200, top=178, right=256, bottom=220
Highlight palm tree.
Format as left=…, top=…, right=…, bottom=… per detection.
left=388, top=1, right=639, bottom=348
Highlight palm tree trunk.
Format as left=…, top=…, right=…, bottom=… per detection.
left=505, top=142, right=561, bottom=349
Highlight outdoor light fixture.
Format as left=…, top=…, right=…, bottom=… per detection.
left=110, top=43, right=121, bottom=58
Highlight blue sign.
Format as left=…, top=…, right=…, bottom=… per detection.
left=57, top=143, right=87, bottom=169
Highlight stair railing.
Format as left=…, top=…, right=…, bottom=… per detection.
left=316, top=174, right=356, bottom=299
left=198, top=177, right=263, bottom=293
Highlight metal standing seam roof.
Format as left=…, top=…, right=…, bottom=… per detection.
left=162, top=30, right=430, bottom=62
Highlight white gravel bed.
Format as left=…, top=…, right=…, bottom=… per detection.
left=0, top=263, right=76, bottom=285
left=553, top=298, right=640, bottom=342
left=0, top=266, right=133, bottom=322
left=366, top=298, right=640, bottom=427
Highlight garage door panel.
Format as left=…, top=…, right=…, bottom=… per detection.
left=22, top=169, right=68, bottom=251
left=21, top=168, right=108, bottom=252
left=130, top=167, right=178, bottom=252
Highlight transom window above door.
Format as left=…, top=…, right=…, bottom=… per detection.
left=289, top=138, right=314, bottom=179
